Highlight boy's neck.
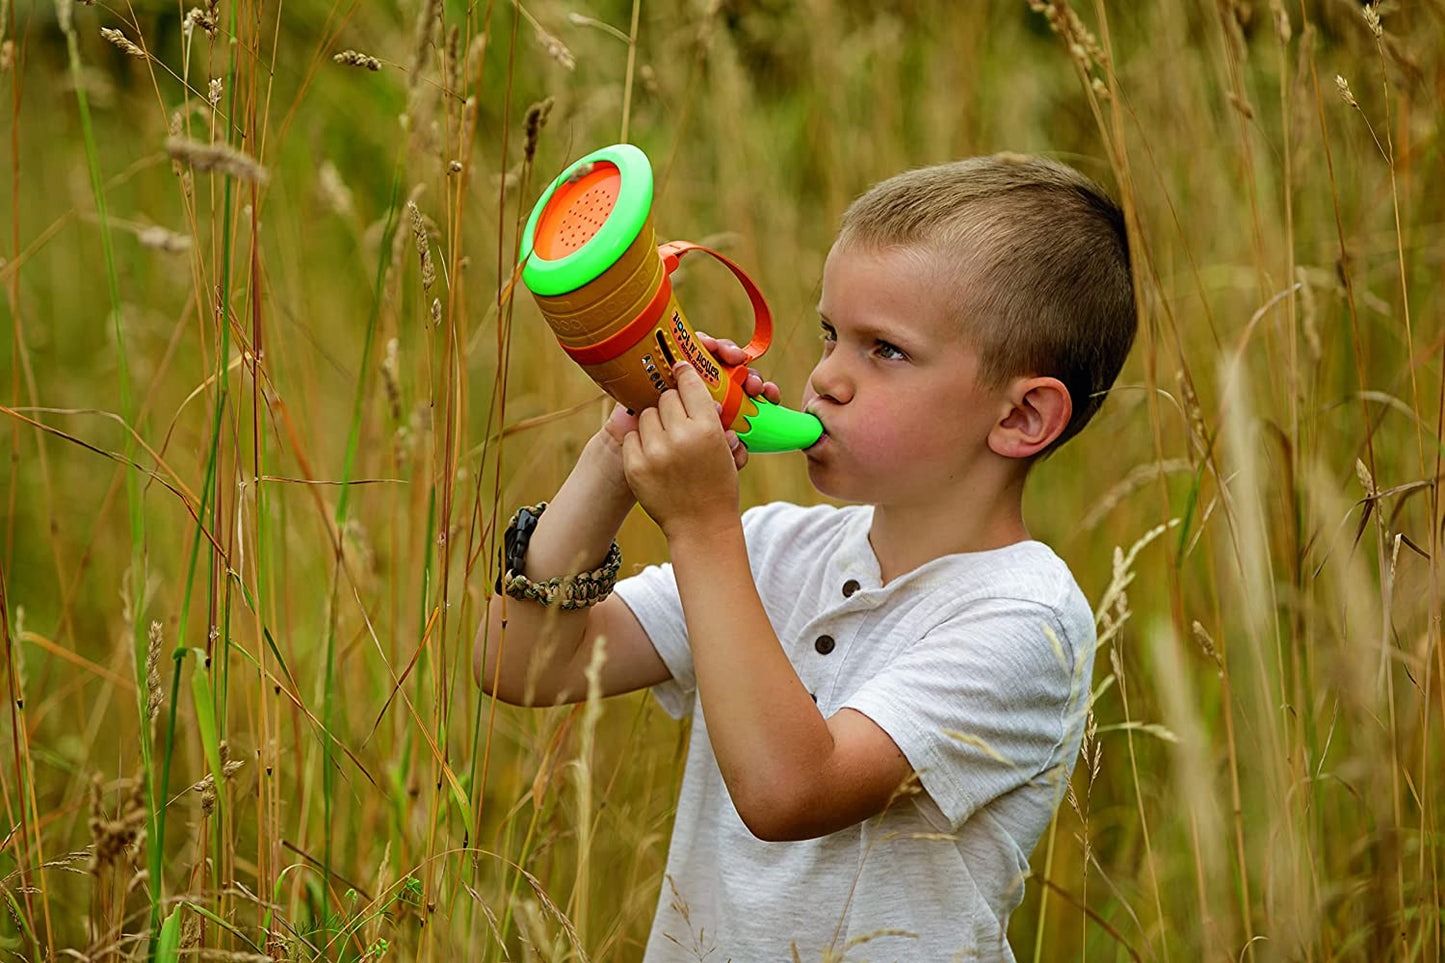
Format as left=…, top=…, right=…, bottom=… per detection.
left=866, top=473, right=1032, bottom=587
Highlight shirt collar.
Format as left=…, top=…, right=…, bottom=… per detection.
left=829, top=504, right=1053, bottom=605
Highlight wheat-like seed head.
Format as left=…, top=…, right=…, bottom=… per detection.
left=144, top=620, right=162, bottom=723
left=334, top=49, right=382, bottom=71
left=534, top=25, right=575, bottom=71
left=165, top=136, right=269, bottom=184
left=100, top=26, right=145, bottom=58
left=523, top=97, right=555, bottom=163
left=406, top=200, right=436, bottom=290
left=1335, top=74, right=1358, bottom=108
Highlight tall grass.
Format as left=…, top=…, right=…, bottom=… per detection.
left=1, top=0, right=1442, bottom=959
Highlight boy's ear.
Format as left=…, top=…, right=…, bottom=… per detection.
left=989, top=376, right=1072, bottom=459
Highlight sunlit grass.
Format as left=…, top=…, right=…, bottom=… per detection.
left=1, top=0, right=1442, bottom=959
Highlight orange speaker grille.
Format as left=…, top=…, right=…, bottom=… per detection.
left=533, top=163, right=622, bottom=260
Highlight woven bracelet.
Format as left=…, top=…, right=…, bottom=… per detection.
left=500, top=502, right=623, bottom=610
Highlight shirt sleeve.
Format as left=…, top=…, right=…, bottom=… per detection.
left=612, top=558, right=694, bottom=719
left=838, top=596, right=1087, bottom=832
left=611, top=504, right=775, bottom=720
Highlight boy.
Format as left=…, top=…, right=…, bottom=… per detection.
left=475, top=153, right=1135, bottom=961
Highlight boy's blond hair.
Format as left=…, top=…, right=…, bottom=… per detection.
left=838, top=153, right=1136, bottom=462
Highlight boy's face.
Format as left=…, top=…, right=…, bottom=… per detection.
left=800, top=241, right=1019, bottom=508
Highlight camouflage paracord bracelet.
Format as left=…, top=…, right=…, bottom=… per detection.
left=499, top=502, right=623, bottom=610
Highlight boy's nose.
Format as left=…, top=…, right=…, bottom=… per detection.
left=807, top=358, right=851, bottom=406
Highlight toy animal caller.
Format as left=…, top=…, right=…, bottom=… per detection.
left=519, top=144, right=824, bottom=453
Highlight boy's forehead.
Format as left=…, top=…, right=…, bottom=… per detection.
left=819, top=240, right=978, bottom=345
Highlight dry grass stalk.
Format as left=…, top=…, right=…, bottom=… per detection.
left=55, top=0, right=74, bottom=36
left=317, top=160, right=355, bottom=221
left=465, top=32, right=487, bottom=84
left=1191, top=620, right=1224, bottom=673
left=183, top=6, right=217, bottom=39
left=1335, top=74, right=1358, bottom=108
left=534, top=25, right=575, bottom=71
left=523, top=97, right=555, bottom=164
left=334, top=49, right=382, bottom=71
left=136, top=225, right=191, bottom=254
left=406, top=200, right=435, bottom=290
left=408, top=0, right=441, bottom=90
left=1362, top=3, right=1382, bottom=38
left=1296, top=267, right=1321, bottom=362
left=460, top=96, right=478, bottom=155
left=165, top=136, right=269, bottom=184
left=445, top=23, right=461, bottom=95
left=88, top=775, right=147, bottom=873
left=1, top=40, right=16, bottom=74
left=193, top=741, right=244, bottom=817
left=144, top=620, right=162, bottom=724
left=1269, top=0, right=1291, bottom=44
left=1027, top=1, right=1107, bottom=73
left=100, top=27, right=145, bottom=58
left=1176, top=369, right=1208, bottom=460
left=381, top=338, right=401, bottom=422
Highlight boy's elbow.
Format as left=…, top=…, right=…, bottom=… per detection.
left=473, top=612, right=515, bottom=704
left=736, top=787, right=818, bottom=843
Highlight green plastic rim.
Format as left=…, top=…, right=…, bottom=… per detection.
left=521, top=144, right=654, bottom=297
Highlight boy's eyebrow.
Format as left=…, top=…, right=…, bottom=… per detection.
left=816, top=308, right=919, bottom=348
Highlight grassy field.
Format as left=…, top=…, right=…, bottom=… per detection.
left=1, top=0, right=1442, bottom=958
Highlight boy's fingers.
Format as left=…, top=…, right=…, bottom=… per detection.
left=672, top=361, right=714, bottom=419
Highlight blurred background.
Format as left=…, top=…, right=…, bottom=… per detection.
left=1, top=0, right=1442, bottom=959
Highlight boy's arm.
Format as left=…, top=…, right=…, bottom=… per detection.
left=474, top=429, right=668, bottom=705
left=668, top=522, right=916, bottom=842
left=619, top=360, right=916, bottom=841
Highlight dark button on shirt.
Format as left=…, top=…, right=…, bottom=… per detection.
left=815, top=634, right=836, bottom=655
left=842, top=579, right=861, bottom=598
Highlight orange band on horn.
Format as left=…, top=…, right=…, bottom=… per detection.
left=561, top=275, right=673, bottom=367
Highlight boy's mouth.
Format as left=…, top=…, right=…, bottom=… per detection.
left=804, top=411, right=829, bottom=452
left=805, top=432, right=829, bottom=454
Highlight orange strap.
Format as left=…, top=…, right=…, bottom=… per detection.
left=658, top=241, right=774, bottom=431
left=657, top=241, right=773, bottom=364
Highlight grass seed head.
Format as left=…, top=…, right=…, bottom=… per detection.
left=318, top=160, right=355, bottom=221
left=183, top=6, right=217, bottom=39
left=406, top=200, right=436, bottom=290
left=1334, top=74, right=1357, bottom=108
left=166, top=136, right=269, bottom=184
left=534, top=25, right=575, bottom=70
left=145, top=620, right=162, bottom=723
left=445, top=24, right=461, bottom=94
left=334, top=49, right=382, bottom=71
left=100, top=26, right=146, bottom=58
left=88, top=775, right=147, bottom=873
left=523, top=96, right=554, bottom=163
left=136, top=226, right=191, bottom=253
left=1362, top=4, right=1382, bottom=39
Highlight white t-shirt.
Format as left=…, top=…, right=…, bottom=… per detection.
left=612, top=501, right=1096, bottom=962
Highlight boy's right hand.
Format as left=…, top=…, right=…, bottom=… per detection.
left=598, top=331, right=780, bottom=474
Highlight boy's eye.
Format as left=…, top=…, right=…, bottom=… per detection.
left=818, top=324, right=907, bottom=362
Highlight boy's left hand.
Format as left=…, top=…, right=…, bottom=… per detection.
left=621, top=360, right=742, bottom=541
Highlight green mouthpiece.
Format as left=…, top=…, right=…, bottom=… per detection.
left=735, top=397, right=825, bottom=454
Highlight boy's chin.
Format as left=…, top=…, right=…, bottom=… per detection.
left=805, top=462, right=865, bottom=504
